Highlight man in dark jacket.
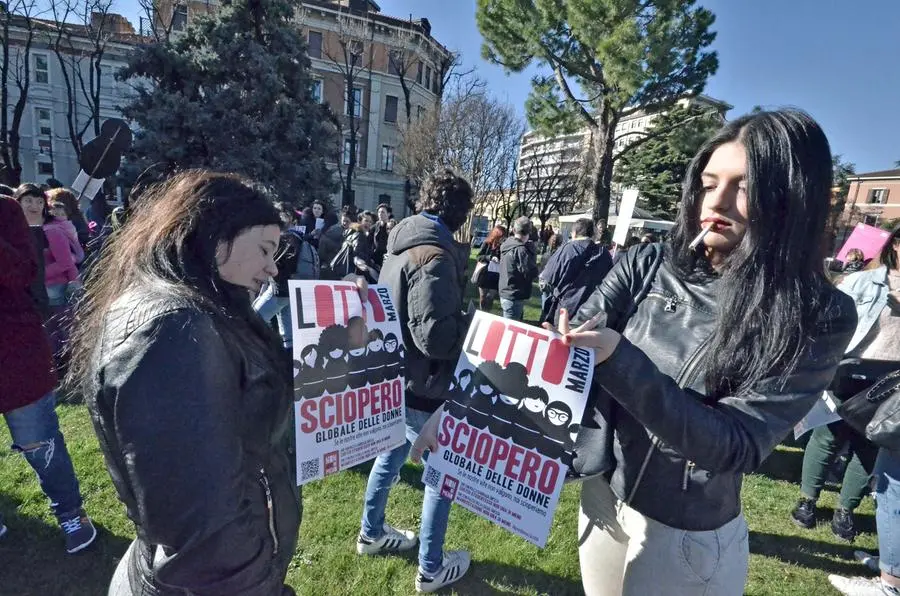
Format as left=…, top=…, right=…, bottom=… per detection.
left=499, top=216, right=538, bottom=321
left=538, top=218, right=613, bottom=325
left=357, top=170, right=474, bottom=593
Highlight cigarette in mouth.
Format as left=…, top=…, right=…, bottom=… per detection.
left=689, top=224, right=714, bottom=250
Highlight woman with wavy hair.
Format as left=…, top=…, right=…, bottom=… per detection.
left=69, top=170, right=364, bottom=595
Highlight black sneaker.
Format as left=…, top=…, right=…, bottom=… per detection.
left=832, top=507, right=857, bottom=542
left=791, top=497, right=817, bottom=529
left=59, top=510, right=98, bottom=554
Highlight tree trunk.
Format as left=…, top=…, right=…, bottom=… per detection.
left=590, top=130, right=615, bottom=223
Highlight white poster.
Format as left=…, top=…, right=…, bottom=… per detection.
left=289, top=281, right=406, bottom=485
left=612, top=188, right=640, bottom=246
left=423, top=311, right=594, bottom=547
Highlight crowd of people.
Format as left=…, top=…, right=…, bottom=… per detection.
left=1, top=107, right=899, bottom=596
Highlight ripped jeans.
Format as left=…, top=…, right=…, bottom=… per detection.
left=360, top=407, right=452, bottom=574
left=2, top=392, right=83, bottom=523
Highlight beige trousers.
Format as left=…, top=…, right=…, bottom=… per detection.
left=578, top=477, right=749, bottom=596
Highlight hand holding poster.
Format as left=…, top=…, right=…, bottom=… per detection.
left=423, top=311, right=594, bottom=547
left=290, top=281, right=406, bottom=485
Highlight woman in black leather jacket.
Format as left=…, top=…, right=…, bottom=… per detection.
left=555, top=110, right=858, bottom=594
left=412, top=110, right=857, bottom=596
left=68, top=171, right=363, bottom=595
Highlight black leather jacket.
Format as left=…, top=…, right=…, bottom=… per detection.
left=87, top=288, right=300, bottom=595
left=574, top=244, right=856, bottom=531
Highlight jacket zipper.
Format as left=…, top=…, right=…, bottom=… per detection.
left=258, top=468, right=279, bottom=556
left=682, top=461, right=696, bottom=491
left=647, top=291, right=680, bottom=313
left=625, top=334, right=714, bottom=504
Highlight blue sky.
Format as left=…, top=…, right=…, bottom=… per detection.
left=114, top=0, right=899, bottom=173
left=373, top=0, right=900, bottom=174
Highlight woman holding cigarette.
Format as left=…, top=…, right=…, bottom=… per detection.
left=561, top=109, right=858, bottom=595
left=413, top=109, right=857, bottom=595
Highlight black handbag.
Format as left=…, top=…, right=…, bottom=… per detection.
left=837, top=362, right=900, bottom=450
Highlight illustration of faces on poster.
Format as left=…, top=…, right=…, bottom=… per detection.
left=289, top=281, right=406, bottom=485
left=423, top=311, right=594, bottom=547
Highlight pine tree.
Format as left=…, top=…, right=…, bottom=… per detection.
left=119, top=0, right=336, bottom=204
left=614, top=105, right=722, bottom=217
left=477, top=0, right=718, bottom=222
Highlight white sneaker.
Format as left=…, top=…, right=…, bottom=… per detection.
left=0, top=524, right=7, bottom=539
left=415, top=550, right=471, bottom=593
left=828, top=574, right=899, bottom=596
left=356, top=524, right=417, bottom=555
left=855, top=550, right=881, bottom=573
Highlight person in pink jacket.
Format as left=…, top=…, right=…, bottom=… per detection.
left=15, top=184, right=79, bottom=307
left=48, top=201, right=85, bottom=265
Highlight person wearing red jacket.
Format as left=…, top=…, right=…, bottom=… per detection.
left=0, top=195, right=96, bottom=554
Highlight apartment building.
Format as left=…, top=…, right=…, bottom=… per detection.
left=841, top=168, right=900, bottom=230
left=517, top=94, right=732, bottom=217
left=0, top=10, right=140, bottom=191
left=154, top=0, right=452, bottom=215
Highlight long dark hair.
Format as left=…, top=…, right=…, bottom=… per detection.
left=68, top=170, right=285, bottom=393
left=669, top=109, right=833, bottom=398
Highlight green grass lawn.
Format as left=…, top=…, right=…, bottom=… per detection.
left=0, top=260, right=880, bottom=595
left=0, top=409, right=881, bottom=595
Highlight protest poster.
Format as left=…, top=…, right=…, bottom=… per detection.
left=836, top=223, right=891, bottom=262
left=423, top=311, right=594, bottom=547
left=289, top=281, right=406, bottom=485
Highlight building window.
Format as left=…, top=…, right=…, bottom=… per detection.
left=388, top=50, right=403, bottom=76
left=345, top=87, right=362, bottom=118
left=308, top=30, right=323, bottom=59
left=416, top=62, right=423, bottom=84
left=38, top=139, right=52, bottom=155
left=424, top=66, right=432, bottom=90
left=172, top=4, right=188, bottom=31
left=343, top=137, right=360, bottom=166
left=864, top=214, right=880, bottom=227
left=868, top=188, right=890, bottom=204
left=384, top=95, right=398, bottom=123
left=35, top=107, right=52, bottom=137
left=416, top=105, right=425, bottom=122
left=432, top=74, right=439, bottom=94
left=37, top=161, right=54, bottom=175
left=381, top=145, right=395, bottom=171
left=311, top=79, right=322, bottom=103
left=33, top=54, right=49, bottom=84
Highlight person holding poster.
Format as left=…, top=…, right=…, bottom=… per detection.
left=550, top=110, right=860, bottom=595
left=68, top=171, right=370, bottom=595
left=356, top=170, right=475, bottom=594
left=414, top=110, right=859, bottom=595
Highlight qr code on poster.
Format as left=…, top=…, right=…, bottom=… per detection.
left=300, top=458, right=320, bottom=481
left=423, top=466, right=441, bottom=489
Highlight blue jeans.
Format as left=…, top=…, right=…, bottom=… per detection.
left=253, top=284, right=293, bottom=348
left=500, top=297, right=524, bottom=321
left=876, top=449, right=900, bottom=577
left=2, top=392, right=83, bottom=523
left=361, top=407, right=451, bottom=574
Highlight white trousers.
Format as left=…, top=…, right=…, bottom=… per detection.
left=578, top=477, right=749, bottom=596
